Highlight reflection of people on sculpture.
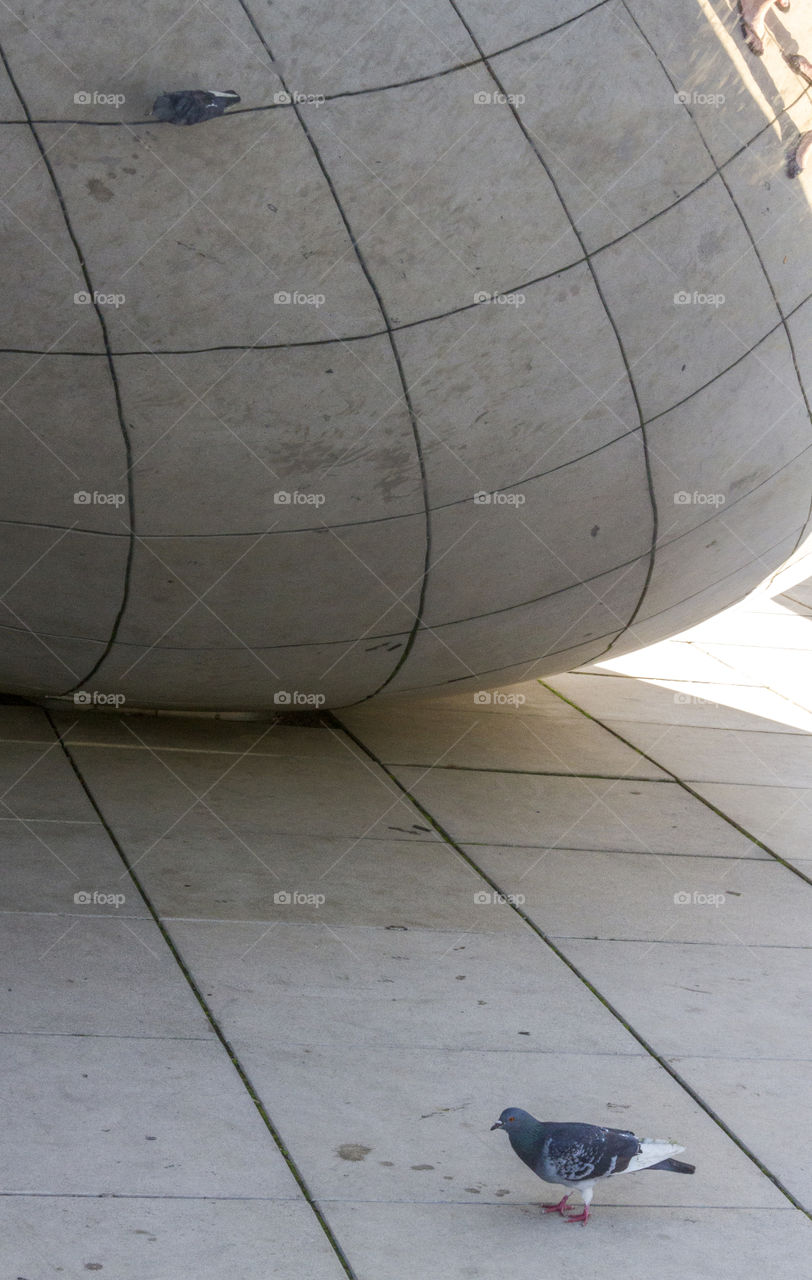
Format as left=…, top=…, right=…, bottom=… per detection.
left=784, top=50, right=812, bottom=80
left=788, top=129, right=812, bottom=175
left=739, top=0, right=792, bottom=57
left=781, top=51, right=812, bottom=176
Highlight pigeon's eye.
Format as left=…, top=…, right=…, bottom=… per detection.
left=508, top=1117, right=515, bottom=1123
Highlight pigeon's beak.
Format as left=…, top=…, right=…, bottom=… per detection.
left=490, top=1120, right=504, bottom=1131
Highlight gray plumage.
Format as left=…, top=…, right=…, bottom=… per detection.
left=151, top=89, right=241, bottom=126
left=491, top=1107, right=695, bottom=1224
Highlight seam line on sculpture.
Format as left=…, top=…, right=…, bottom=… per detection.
left=7, top=0, right=809, bottom=126
left=329, top=715, right=810, bottom=1216
left=620, top=1, right=812, bottom=557
left=231, top=0, right=432, bottom=700
left=444, top=0, right=658, bottom=665
left=0, top=43, right=136, bottom=697
left=42, top=430, right=790, bottom=546
left=43, top=709, right=361, bottom=1280
left=2, top=151, right=809, bottom=365
left=5, top=80, right=808, bottom=360
left=0, top=2, right=616, bottom=130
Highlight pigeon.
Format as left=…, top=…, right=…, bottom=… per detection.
left=739, top=0, right=791, bottom=56
left=150, top=89, right=241, bottom=126
left=491, top=1107, right=695, bottom=1224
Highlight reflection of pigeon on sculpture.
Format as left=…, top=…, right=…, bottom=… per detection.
left=788, top=131, right=812, bottom=176
left=783, top=51, right=812, bottom=177
left=784, top=50, right=812, bottom=81
left=491, top=1108, right=695, bottom=1225
left=150, top=89, right=241, bottom=125
left=739, top=0, right=792, bottom=56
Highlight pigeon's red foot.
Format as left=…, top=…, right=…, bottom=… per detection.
left=565, top=1204, right=590, bottom=1226
left=542, top=1194, right=571, bottom=1216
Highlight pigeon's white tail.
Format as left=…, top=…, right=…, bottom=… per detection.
left=618, top=1140, right=685, bottom=1175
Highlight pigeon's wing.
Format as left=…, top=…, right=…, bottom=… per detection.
left=544, top=1124, right=641, bottom=1183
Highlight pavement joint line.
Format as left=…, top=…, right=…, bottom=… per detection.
left=42, top=707, right=362, bottom=1280
left=0, top=1030, right=216, bottom=1040
left=541, top=681, right=812, bottom=889
left=385, top=764, right=668, bottom=780
left=460, top=841, right=775, bottom=859
left=0, top=1191, right=304, bottom=1201
left=688, top=638, right=812, bottom=726
left=330, top=712, right=812, bottom=1219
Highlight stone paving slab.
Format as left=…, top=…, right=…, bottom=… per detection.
left=558, top=940, right=812, bottom=1061
left=462, top=846, right=810, bottom=946
left=0, top=1033, right=296, bottom=1198
left=338, top=695, right=667, bottom=777
left=165, top=920, right=636, bottom=1057
left=667, top=1056, right=812, bottom=1206
left=393, top=766, right=758, bottom=855
left=548, top=670, right=812, bottom=734
left=0, top=912, right=211, bottom=1036
left=322, top=1203, right=806, bottom=1280
left=138, top=829, right=523, bottom=931
left=1, top=1197, right=346, bottom=1280
left=691, top=781, right=812, bottom=869
left=234, top=1043, right=785, bottom=1208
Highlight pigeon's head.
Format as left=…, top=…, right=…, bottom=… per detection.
left=491, top=1107, right=534, bottom=1132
